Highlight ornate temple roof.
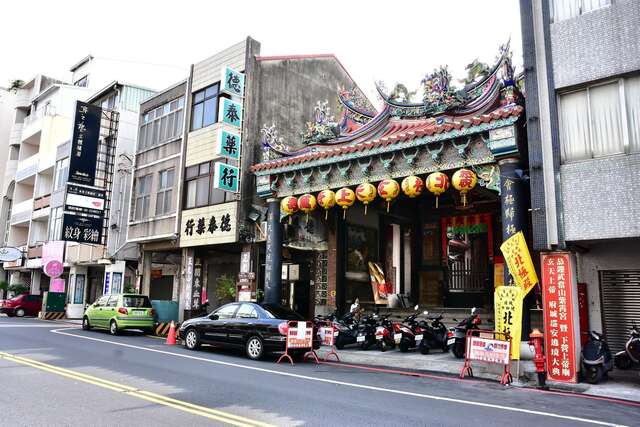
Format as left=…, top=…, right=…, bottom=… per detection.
left=252, top=42, right=523, bottom=175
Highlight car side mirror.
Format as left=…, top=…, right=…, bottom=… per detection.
left=209, top=314, right=219, bottom=320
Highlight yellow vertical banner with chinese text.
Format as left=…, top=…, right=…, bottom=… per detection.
left=494, top=285, right=523, bottom=360
left=500, top=231, right=538, bottom=296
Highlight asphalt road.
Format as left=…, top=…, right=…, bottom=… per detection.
left=0, top=316, right=637, bottom=427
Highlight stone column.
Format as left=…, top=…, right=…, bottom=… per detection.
left=264, top=198, right=282, bottom=305
left=499, top=157, right=533, bottom=338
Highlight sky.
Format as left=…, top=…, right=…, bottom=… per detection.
left=1, top=0, right=522, bottom=107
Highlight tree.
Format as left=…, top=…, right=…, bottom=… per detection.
left=8, top=80, right=24, bottom=93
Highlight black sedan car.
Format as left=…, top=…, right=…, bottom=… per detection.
left=178, top=302, right=320, bottom=360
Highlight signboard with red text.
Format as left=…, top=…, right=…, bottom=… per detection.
left=541, top=252, right=579, bottom=383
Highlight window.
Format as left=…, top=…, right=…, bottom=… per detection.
left=74, top=75, right=88, bottom=87
left=236, top=304, right=258, bottom=319
left=156, top=169, right=175, bottom=215
left=191, top=84, right=219, bottom=130
left=107, top=294, right=118, bottom=307
left=54, top=158, right=69, bottom=191
left=96, top=296, right=109, bottom=306
left=184, top=161, right=233, bottom=209
left=123, top=295, right=151, bottom=308
left=261, top=304, right=303, bottom=320
left=49, top=207, right=63, bottom=240
left=138, top=97, right=184, bottom=151
left=100, top=93, right=118, bottom=110
left=74, top=275, right=85, bottom=304
left=133, top=175, right=152, bottom=221
left=559, top=76, right=640, bottom=162
left=111, top=273, right=123, bottom=294
left=551, top=0, right=610, bottom=22
left=214, top=304, right=238, bottom=319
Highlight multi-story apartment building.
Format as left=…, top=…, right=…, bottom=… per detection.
left=129, top=37, right=372, bottom=321
left=1, top=56, right=183, bottom=317
left=520, top=0, right=640, bottom=353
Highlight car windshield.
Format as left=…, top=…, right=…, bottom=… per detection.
left=122, top=296, right=151, bottom=308
left=261, top=304, right=304, bottom=320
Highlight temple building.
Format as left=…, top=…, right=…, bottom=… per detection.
left=251, top=45, right=531, bottom=321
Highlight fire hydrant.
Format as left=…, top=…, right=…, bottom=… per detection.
left=529, top=328, right=547, bottom=389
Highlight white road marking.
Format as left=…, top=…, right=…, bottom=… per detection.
left=49, top=328, right=626, bottom=427
left=0, top=324, right=67, bottom=327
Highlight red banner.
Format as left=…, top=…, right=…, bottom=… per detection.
left=541, top=252, right=578, bottom=383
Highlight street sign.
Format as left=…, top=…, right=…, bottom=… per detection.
left=0, top=247, right=22, bottom=262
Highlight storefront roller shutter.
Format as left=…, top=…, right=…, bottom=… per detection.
left=599, top=270, right=640, bottom=353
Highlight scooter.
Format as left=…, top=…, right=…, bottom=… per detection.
left=395, top=306, right=424, bottom=353
left=448, top=307, right=481, bottom=358
left=376, top=313, right=396, bottom=352
left=318, top=311, right=361, bottom=350
left=581, top=330, right=613, bottom=384
left=418, top=311, right=449, bottom=355
left=614, top=322, right=640, bottom=370
left=356, top=314, right=379, bottom=350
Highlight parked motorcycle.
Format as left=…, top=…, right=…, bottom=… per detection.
left=394, top=306, right=424, bottom=353
left=581, top=330, right=613, bottom=384
left=418, top=311, right=449, bottom=355
left=448, top=307, right=481, bottom=358
left=614, top=322, right=640, bottom=370
left=356, top=314, right=380, bottom=351
left=376, top=313, right=396, bottom=352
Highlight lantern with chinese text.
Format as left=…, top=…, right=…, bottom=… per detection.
left=317, top=189, right=336, bottom=220
left=280, top=196, right=298, bottom=224
left=452, top=168, right=477, bottom=207
left=355, top=182, right=376, bottom=214
left=377, top=179, right=400, bottom=212
left=401, top=175, right=424, bottom=198
left=297, top=193, right=317, bottom=223
left=425, top=171, right=450, bottom=208
left=335, top=187, right=356, bottom=219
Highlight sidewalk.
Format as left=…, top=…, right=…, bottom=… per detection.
left=315, top=346, right=640, bottom=403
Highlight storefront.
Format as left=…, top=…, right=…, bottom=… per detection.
left=253, top=45, right=530, bottom=317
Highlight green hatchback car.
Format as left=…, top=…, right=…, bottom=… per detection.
left=82, top=294, right=155, bottom=335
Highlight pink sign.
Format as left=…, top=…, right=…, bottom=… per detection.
left=43, top=241, right=65, bottom=278
left=50, top=278, right=65, bottom=293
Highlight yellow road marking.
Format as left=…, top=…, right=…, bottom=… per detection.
left=0, top=351, right=274, bottom=427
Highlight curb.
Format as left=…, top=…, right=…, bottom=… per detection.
left=38, top=311, right=66, bottom=320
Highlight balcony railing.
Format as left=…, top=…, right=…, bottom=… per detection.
left=15, top=154, right=39, bottom=181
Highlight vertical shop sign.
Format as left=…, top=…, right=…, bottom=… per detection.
left=220, top=67, right=245, bottom=98
left=215, top=129, right=241, bottom=160
left=184, top=252, right=194, bottom=310
left=541, top=252, right=578, bottom=383
left=213, top=161, right=239, bottom=192
left=494, top=286, right=523, bottom=359
left=219, top=98, right=243, bottom=128
left=192, top=263, right=202, bottom=310
left=42, top=241, right=65, bottom=278
left=500, top=231, right=538, bottom=296
left=69, top=101, right=102, bottom=186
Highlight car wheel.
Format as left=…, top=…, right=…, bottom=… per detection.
left=184, top=328, right=200, bottom=350
left=15, top=308, right=25, bottom=318
left=245, top=335, right=264, bottom=360
left=82, top=316, right=91, bottom=331
left=109, top=320, right=119, bottom=336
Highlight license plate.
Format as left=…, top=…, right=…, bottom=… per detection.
left=447, top=338, right=455, bottom=346
left=357, top=335, right=365, bottom=342
left=132, top=310, right=146, bottom=316
left=394, top=334, right=402, bottom=344
left=414, top=335, right=423, bottom=341
left=376, top=335, right=383, bottom=340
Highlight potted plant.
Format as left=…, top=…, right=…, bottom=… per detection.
left=216, top=275, right=236, bottom=305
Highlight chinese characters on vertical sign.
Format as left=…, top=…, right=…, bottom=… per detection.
left=494, top=286, right=523, bottom=359
left=221, top=67, right=245, bottom=98
left=214, top=162, right=239, bottom=192
left=69, top=101, right=102, bottom=186
left=192, top=263, right=202, bottom=310
left=541, top=252, right=578, bottom=383
left=499, top=231, right=538, bottom=295
left=216, top=130, right=241, bottom=160
left=502, top=178, right=517, bottom=237
left=219, top=98, right=243, bottom=128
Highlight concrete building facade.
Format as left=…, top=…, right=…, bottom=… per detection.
left=520, top=0, right=640, bottom=353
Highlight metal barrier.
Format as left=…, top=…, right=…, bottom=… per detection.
left=460, top=329, right=512, bottom=385
left=317, top=321, right=340, bottom=362
left=276, top=320, right=319, bottom=365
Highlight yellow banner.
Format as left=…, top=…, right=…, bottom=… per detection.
left=499, top=231, right=538, bottom=296
left=494, top=285, right=523, bottom=360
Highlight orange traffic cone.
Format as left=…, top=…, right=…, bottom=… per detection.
left=166, top=321, right=177, bottom=345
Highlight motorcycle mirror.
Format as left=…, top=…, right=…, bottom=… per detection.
left=414, top=305, right=419, bottom=311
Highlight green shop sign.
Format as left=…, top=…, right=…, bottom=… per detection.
left=221, top=67, right=245, bottom=98
left=219, top=98, right=243, bottom=128
left=214, top=161, right=239, bottom=193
